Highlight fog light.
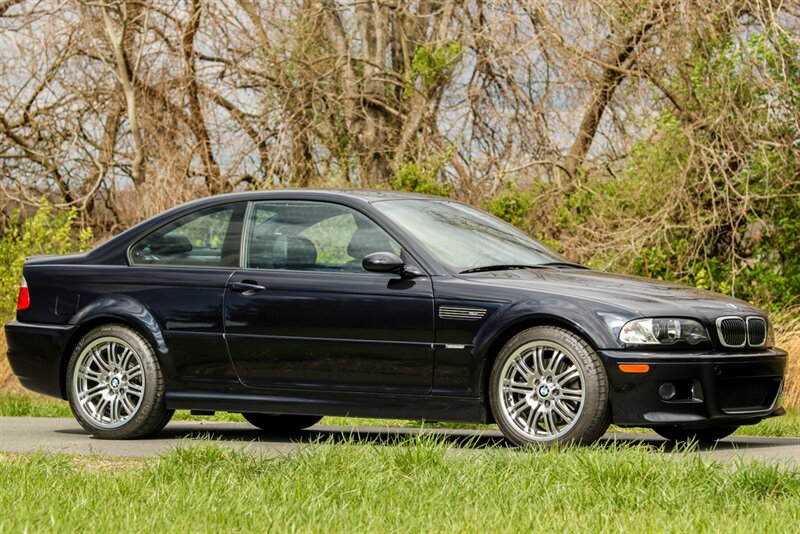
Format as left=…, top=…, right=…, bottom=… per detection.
left=658, top=382, right=677, bottom=401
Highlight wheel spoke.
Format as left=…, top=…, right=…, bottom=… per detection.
left=513, top=360, right=533, bottom=380
left=120, top=394, right=136, bottom=415
left=531, top=408, right=543, bottom=432
left=127, top=382, right=144, bottom=396
left=79, top=391, right=106, bottom=409
left=90, top=349, right=111, bottom=372
left=548, top=351, right=565, bottom=373
left=543, top=411, right=557, bottom=435
left=127, top=366, right=142, bottom=381
left=94, top=397, right=109, bottom=419
left=560, top=388, right=583, bottom=402
left=555, top=366, right=580, bottom=386
left=119, top=348, right=133, bottom=370
left=79, top=367, right=103, bottom=383
left=108, top=342, right=119, bottom=366
left=109, top=396, right=121, bottom=423
left=525, top=405, right=539, bottom=432
left=78, top=383, right=106, bottom=402
left=508, top=397, right=527, bottom=415
left=553, top=400, right=576, bottom=424
left=533, top=346, right=546, bottom=375
left=503, top=386, right=533, bottom=396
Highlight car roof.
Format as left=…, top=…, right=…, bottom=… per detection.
left=184, top=189, right=445, bottom=206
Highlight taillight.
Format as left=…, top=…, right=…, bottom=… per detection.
left=17, top=276, right=30, bottom=310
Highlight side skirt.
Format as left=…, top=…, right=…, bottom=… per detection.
left=166, top=390, right=488, bottom=423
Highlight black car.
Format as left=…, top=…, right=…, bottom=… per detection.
left=5, top=190, right=787, bottom=445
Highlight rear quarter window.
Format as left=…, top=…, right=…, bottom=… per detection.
left=130, top=204, right=244, bottom=267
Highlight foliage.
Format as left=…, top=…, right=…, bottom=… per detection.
left=0, top=202, right=93, bottom=321
left=486, top=189, right=535, bottom=228
left=392, top=157, right=453, bottom=197
left=406, top=41, right=463, bottom=95
left=511, top=28, right=800, bottom=312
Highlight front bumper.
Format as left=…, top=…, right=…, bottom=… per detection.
left=600, top=348, right=787, bottom=428
left=4, top=321, right=77, bottom=399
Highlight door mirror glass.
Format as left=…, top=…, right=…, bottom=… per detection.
left=362, top=252, right=404, bottom=273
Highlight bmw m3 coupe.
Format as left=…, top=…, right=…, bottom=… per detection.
left=5, top=190, right=787, bottom=445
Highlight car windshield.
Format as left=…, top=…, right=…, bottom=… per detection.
left=373, top=199, right=569, bottom=273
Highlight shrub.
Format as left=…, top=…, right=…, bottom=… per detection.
left=0, top=201, right=93, bottom=321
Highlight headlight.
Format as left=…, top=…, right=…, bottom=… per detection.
left=619, top=318, right=709, bottom=345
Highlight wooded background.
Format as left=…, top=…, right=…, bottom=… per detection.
left=1, top=0, right=799, bottom=308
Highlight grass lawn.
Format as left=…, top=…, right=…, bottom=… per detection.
left=0, top=438, right=798, bottom=532
left=1, top=391, right=798, bottom=437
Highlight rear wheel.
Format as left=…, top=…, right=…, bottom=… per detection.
left=654, top=426, right=738, bottom=444
left=489, top=326, right=610, bottom=446
left=241, top=413, right=323, bottom=433
left=67, top=324, right=173, bottom=439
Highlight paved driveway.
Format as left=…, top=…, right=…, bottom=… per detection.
left=0, top=417, right=797, bottom=465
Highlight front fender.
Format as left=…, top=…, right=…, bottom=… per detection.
left=474, top=297, right=631, bottom=360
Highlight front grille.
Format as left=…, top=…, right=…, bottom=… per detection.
left=747, top=317, right=767, bottom=347
left=716, top=317, right=746, bottom=348
left=717, top=377, right=782, bottom=413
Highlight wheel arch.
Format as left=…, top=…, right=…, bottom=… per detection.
left=476, top=315, right=602, bottom=420
left=60, top=301, right=169, bottom=399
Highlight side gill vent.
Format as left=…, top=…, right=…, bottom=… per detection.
left=439, top=306, right=487, bottom=321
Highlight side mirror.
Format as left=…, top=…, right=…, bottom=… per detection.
left=362, top=252, right=404, bottom=273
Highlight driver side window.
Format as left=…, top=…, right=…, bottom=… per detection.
left=245, top=201, right=400, bottom=272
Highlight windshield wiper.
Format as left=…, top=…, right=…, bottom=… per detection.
left=459, top=264, right=547, bottom=274
left=459, top=262, right=589, bottom=274
left=537, top=261, right=590, bottom=270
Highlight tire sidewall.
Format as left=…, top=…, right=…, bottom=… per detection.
left=489, top=326, right=609, bottom=446
left=67, top=324, right=164, bottom=439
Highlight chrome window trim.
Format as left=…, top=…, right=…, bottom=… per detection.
left=715, top=316, right=746, bottom=348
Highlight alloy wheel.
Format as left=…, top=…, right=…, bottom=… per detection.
left=71, top=336, right=146, bottom=429
left=497, top=340, right=586, bottom=441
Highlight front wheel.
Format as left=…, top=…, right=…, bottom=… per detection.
left=654, top=426, right=738, bottom=444
left=67, top=324, right=173, bottom=439
left=241, top=413, right=323, bottom=433
left=489, top=326, right=610, bottom=446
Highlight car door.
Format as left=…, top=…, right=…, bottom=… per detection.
left=223, top=200, right=435, bottom=394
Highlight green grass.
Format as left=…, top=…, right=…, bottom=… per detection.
left=0, top=439, right=798, bottom=532
left=1, top=391, right=798, bottom=437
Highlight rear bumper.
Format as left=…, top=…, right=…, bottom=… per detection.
left=4, top=321, right=76, bottom=399
left=600, top=348, right=787, bottom=428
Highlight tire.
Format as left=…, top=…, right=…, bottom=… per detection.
left=654, top=426, right=738, bottom=444
left=241, top=413, right=323, bottom=433
left=489, top=326, right=610, bottom=446
left=66, top=324, right=173, bottom=439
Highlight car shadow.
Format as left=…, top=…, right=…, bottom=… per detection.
left=55, top=423, right=800, bottom=452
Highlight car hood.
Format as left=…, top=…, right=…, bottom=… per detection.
left=456, top=268, right=764, bottom=319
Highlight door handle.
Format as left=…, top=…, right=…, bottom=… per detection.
left=228, top=280, right=266, bottom=293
